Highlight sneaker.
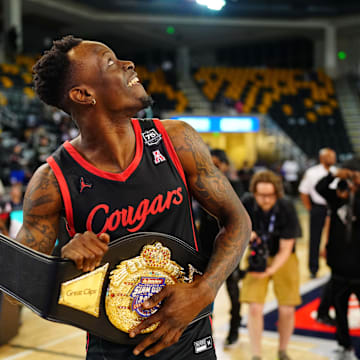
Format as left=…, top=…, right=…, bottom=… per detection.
left=317, top=314, right=336, bottom=327
left=333, top=347, right=358, bottom=360
left=278, top=350, right=292, bottom=360
left=224, top=329, right=238, bottom=347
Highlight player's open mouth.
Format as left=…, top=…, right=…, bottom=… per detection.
left=128, top=77, right=140, bottom=87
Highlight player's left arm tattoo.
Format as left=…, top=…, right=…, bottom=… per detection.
left=164, top=120, right=251, bottom=298
left=16, top=164, right=62, bottom=254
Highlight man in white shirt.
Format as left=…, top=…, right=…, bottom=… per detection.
left=299, top=148, right=336, bottom=278
left=298, top=148, right=336, bottom=326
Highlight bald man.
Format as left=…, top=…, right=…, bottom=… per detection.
left=299, top=148, right=336, bottom=278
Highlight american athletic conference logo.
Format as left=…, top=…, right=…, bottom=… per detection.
left=142, top=129, right=162, bottom=146
left=131, top=277, right=165, bottom=317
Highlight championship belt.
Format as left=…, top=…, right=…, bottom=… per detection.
left=0, top=232, right=211, bottom=344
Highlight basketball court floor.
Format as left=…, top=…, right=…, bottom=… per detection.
left=0, top=202, right=355, bottom=360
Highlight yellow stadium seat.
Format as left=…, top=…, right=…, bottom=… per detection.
left=306, top=111, right=317, bottom=123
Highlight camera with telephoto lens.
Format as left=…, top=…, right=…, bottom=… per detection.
left=248, top=232, right=270, bottom=272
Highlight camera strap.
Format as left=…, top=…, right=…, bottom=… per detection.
left=253, top=201, right=276, bottom=242
left=261, top=214, right=276, bottom=243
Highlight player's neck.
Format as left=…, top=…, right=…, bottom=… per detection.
left=71, top=120, right=137, bottom=173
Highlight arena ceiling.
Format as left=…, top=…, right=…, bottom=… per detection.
left=73, top=0, right=360, bottom=18
left=18, top=0, right=360, bottom=53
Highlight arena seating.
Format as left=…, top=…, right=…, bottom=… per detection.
left=0, top=53, right=353, bottom=160
left=0, top=55, right=41, bottom=127
left=0, top=56, right=188, bottom=120
left=136, top=66, right=189, bottom=113
left=194, top=67, right=353, bottom=157
left=0, top=56, right=190, bottom=185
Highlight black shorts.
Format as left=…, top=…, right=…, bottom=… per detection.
left=86, top=317, right=216, bottom=360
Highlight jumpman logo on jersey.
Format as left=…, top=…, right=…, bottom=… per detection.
left=79, top=177, right=93, bottom=193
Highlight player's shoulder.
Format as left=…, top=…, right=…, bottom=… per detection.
left=161, top=119, right=203, bottom=152
left=160, top=119, right=211, bottom=173
left=161, top=119, right=194, bottom=137
left=26, top=163, right=60, bottom=196
left=23, top=163, right=62, bottom=215
left=32, top=162, right=56, bottom=180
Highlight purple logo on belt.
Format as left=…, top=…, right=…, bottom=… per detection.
left=131, top=277, right=165, bottom=318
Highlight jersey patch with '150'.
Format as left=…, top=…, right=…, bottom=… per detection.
left=85, top=187, right=183, bottom=234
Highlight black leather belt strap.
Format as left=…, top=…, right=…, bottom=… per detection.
left=0, top=232, right=211, bottom=344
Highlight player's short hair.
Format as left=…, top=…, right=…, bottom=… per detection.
left=33, top=35, right=83, bottom=113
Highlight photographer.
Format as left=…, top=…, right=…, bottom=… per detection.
left=241, top=170, right=302, bottom=360
left=316, top=159, right=360, bottom=360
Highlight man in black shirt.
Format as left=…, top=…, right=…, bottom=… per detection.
left=241, top=170, right=302, bottom=360
left=316, top=159, right=360, bottom=360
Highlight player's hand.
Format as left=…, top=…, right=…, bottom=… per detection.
left=129, top=280, right=213, bottom=357
left=61, top=231, right=110, bottom=272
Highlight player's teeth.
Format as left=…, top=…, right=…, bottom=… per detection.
left=128, top=77, right=139, bottom=87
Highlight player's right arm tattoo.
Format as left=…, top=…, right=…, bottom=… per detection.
left=16, top=164, right=62, bottom=254
left=164, top=120, right=251, bottom=298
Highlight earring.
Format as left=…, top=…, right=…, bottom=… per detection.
left=91, top=98, right=96, bottom=105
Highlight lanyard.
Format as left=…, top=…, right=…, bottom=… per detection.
left=253, top=199, right=277, bottom=241
left=257, top=211, right=276, bottom=243
left=267, top=213, right=276, bottom=233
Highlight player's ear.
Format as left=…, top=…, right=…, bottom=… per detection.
left=69, top=86, right=95, bottom=106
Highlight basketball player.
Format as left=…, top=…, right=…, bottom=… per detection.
left=15, top=36, right=251, bottom=359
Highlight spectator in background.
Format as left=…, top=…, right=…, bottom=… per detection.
left=299, top=148, right=337, bottom=327
left=235, top=100, right=243, bottom=114
left=52, top=108, right=66, bottom=126
left=26, top=113, right=39, bottom=129
left=198, top=149, right=244, bottom=347
left=0, top=179, right=7, bottom=235
left=7, top=183, right=24, bottom=238
left=8, top=183, right=23, bottom=211
left=238, top=160, right=254, bottom=192
left=0, top=178, right=5, bottom=200
left=281, top=157, right=300, bottom=197
left=315, top=159, right=360, bottom=360
left=58, top=115, right=79, bottom=143
left=241, top=170, right=302, bottom=360
left=0, top=183, right=24, bottom=238
left=298, top=148, right=336, bottom=279
left=0, top=137, right=10, bottom=184
left=9, top=144, right=26, bottom=185
left=33, top=134, right=53, bottom=169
